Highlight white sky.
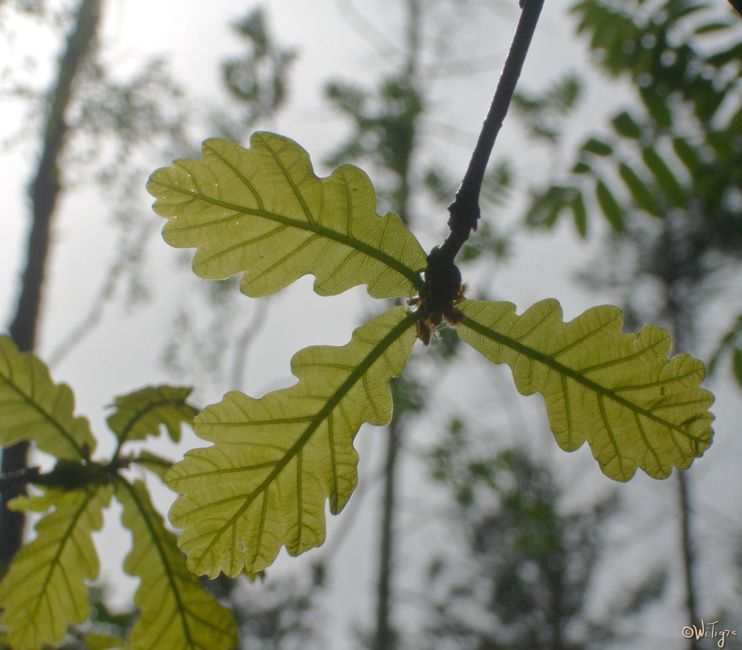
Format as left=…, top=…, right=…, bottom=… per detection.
left=2, top=0, right=741, bottom=647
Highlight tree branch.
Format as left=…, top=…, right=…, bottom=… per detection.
left=414, top=0, right=545, bottom=342
left=440, top=0, right=545, bottom=265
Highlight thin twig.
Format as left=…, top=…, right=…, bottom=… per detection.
left=440, top=0, right=545, bottom=265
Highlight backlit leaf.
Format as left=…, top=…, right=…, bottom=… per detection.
left=106, top=385, right=198, bottom=444
left=611, top=111, right=642, bottom=139
left=571, top=192, right=587, bottom=238
left=733, top=348, right=742, bottom=390
left=582, top=137, right=613, bottom=156
left=147, top=132, right=426, bottom=299
left=642, top=146, right=685, bottom=206
left=0, top=334, right=95, bottom=459
left=167, top=306, right=418, bottom=577
left=0, top=485, right=112, bottom=650
left=618, top=162, right=663, bottom=217
left=117, top=480, right=237, bottom=650
left=595, top=179, right=625, bottom=231
left=133, top=450, right=173, bottom=479
left=457, top=299, right=714, bottom=481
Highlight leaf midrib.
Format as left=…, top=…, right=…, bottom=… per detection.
left=460, top=314, right=709, bottom=443
left=24, top=489, right=98, bottom=638
left=113, top=392, right=194, bottom=444
left=0, top=346, right=86, bottom=458
left=192, top=309, right=421, bottom=568
left=155, top=180, right=424, bottom=291
left=120, top=481, right=233, bottom=648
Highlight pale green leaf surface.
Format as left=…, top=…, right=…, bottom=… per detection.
left=0, top=335, right=95, bottom=459
left=457, top=300, right=714, bottom=481
left=106, top=385, right=198, bottom=444
left=7, top=489, right=66, bottom=513
left=0, top=485, right=112, bottom=650
left=167, top=306, right=418, bottom=577
left=133, top=450, right=174, bottom=479
left=147, top=132, right=426, bottom=299
left=79, top=632, right=128, bottom=650
left=117, top=480, right=237, bottom=650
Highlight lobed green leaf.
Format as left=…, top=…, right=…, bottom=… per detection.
left=166, top=306, right=418, bottom=577
left=457, top=299, right=714, bottom=481
left=147, top=132, right=426, bottom=299
left=0, top=485, right=112, bottom=650
left=106, top=385, right=198, bottom=444
left=117, top=480, right=238, bottom=650
left=0, top=334, right=95, bottom=459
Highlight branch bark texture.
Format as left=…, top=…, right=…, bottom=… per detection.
left=440, top=0, right=545, bottom=265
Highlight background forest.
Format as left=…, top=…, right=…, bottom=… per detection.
left=1, top=0, right=741, bottom=649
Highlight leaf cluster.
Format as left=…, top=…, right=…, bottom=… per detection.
left=523, top=0, right=742, bottom=390
left=0, top=337, right=237, bottom=650
left=145, top=132, right=714, bottom=581
left=527, top=0, right=742, bottom=242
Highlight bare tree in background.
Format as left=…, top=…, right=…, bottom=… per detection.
left=2, top=0, right=103, bottom=568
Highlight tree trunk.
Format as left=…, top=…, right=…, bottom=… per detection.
left=1, top=0, right=102, bottom=567
left=677, top=471, right=700, bottom=650
left=373, top=415, right=402, bottom=650
left=662, top=220, right=700, bottom=650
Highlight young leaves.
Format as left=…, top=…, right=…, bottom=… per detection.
left=0, top=334, right=95, bottom=459
left=0, top=486, right=112, bottom=650
left=0, top=336, right=237, bottom=649
left=117, top=480, right=238, bottom=650
left=166, top=306, right=419, bottom=577
left=107, top=385, right=199, bottom=444
left=148, top=132, right=717, bottom=582
left=458, top=300, right=714, bottom=481
left=147, top=132, right=426, bottom=299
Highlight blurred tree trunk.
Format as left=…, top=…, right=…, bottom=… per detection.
left=374, top=415, right=402, bottom=650
left=1, top=0, right=102, bottom=567
left=373, top=4, right=421, bottom=647
left=663, top=259, right=701, bottom=650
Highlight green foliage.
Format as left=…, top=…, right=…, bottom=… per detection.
left=709, top=314, right=742, bottom=391
left=147, top=132, right=426, bottom=299
left=0, top=335, right=237, bottom=650
left=0, top=336, right=96, bottom=460
left=0, top=123, right=719, bottom=648
left=117, top=480, right=237, bottom=650
left=166, top=307, right=418, bottom=577
left=0, top=3, right=727, bottom=641
left=145, top=134, right=715, bottom=579
left=527, top=0, right=742, bottom=239
left=523, top=0, right=742, bottom=397
left=458, top=300, right=713, bottom=481
left=0, top=486, right=111, bottom=650
left=512, top=72, right=583, bottom=143
left=107, top=385, right=198, bottom=444
left=221, top=7, right=296, bottom=128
